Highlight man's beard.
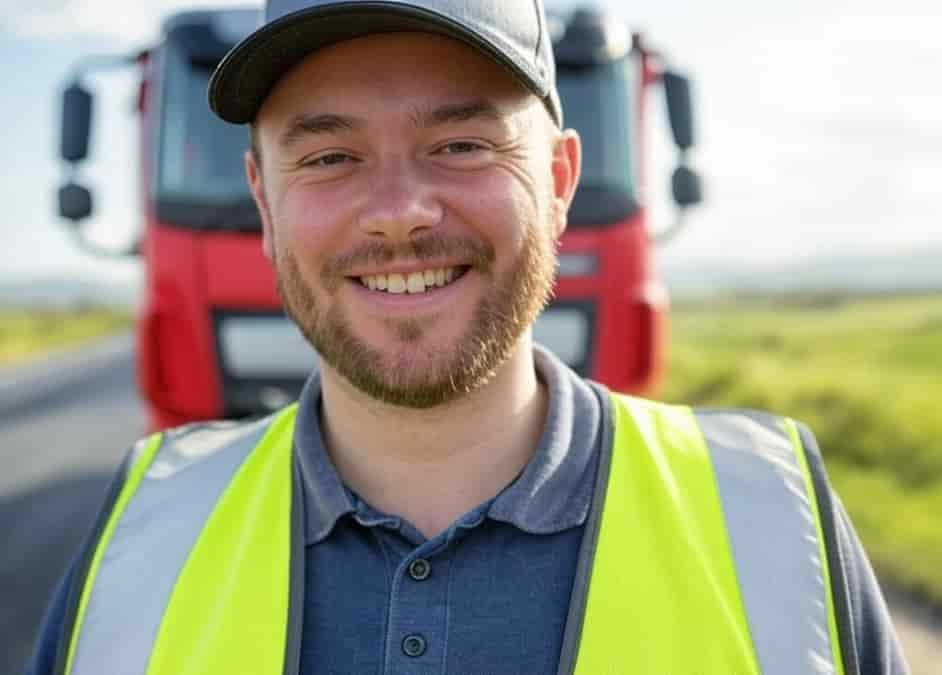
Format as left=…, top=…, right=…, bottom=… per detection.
left=274, top=223, right=558, bottom=409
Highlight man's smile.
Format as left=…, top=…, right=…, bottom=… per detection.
left=357, top=266, right=469, bottom=294
left=344, top=264, right=476, bottom=315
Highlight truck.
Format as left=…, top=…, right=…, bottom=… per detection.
left=56, top=6, right=701, bottom=431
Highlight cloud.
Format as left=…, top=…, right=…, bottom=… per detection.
left=612, top=1, right=942, bottom=262
left=1, top=0, right=247, bottom=45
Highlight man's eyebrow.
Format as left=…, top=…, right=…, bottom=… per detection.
left=278, top=113, right=363, bottom=150
left=277, top=102, right=506, bottom=149
left=421, top=100, right=505, bottom=128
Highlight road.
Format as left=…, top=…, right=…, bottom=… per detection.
left=0, top=335, right=939, bottom=674
left=0, top=335, right=144, bottom=675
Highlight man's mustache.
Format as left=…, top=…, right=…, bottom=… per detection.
left=321, top=233, right=494, bottom=281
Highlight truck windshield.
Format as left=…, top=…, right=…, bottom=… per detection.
left=155, top=43, right=255, bottom=229
left=156, top=48, right=636, bottom=230
left=557, top=56, right=638, bottom=226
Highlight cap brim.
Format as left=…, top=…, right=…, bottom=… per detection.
left=209, top=3, right=555, bottom=125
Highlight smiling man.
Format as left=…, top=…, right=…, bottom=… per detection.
left=251, top=32, right=570, bottom=415
left=28, top=1, right=908, bottom=674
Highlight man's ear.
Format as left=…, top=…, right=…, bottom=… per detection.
left=549, top=128, right=582, bottom=240
left=246, top=149, right=274, bottom=260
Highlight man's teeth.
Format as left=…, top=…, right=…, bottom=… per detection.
left=361, top=268, right=457, bottom=294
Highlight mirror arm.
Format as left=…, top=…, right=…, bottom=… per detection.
left=68, top=52, right=137, bottom=82
left=653, top=208, right=690, bottom=246
left=59, top=51, right=140, bottom=257
left=65, top=227, right=141, bottom=258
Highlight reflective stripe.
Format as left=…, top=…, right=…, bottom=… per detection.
left=147, top=406, right=295, bottom=674
left=68, top=417, right=273, bottom=675
left=64, top=435, right=164, bottom=675
left=696, top=410, right=844, bottom=675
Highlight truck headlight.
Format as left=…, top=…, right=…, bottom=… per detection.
left=557, top=253, right=598, bottom=277
left=218, top=314, right=317, bottom=379
left=534, top=303, right=593, bottom=373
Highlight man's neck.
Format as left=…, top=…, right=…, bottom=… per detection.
left=317, top=343, right=548, bottom=540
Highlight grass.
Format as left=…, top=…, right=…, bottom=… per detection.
left=661, top=292, right=942, bottom=605
left=0, top=307, right=132, bottom=368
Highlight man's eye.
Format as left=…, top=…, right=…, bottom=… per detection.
left=440, top=141, right=483, bottom=155
left=306, top=152, right=353, bottom=167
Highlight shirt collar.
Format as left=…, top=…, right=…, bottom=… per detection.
left=293, top=344, right=604, bottom=545
left=293, top=375, right=356, bottom=544
left=485, top=345, right=602, bottom=534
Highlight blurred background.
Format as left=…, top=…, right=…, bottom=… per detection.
left=1, top=0, right=940, bottom=672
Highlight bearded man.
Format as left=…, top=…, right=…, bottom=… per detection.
left=29, top=1, right=907, bottom=674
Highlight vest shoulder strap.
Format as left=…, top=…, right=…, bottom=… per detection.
left=570, top=393, right=848, bottom=675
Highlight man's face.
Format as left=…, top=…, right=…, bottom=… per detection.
left=247, top=32, right=579, bottom=408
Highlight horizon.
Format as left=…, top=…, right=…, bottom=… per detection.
left=4, top=244, right=941, bottom=306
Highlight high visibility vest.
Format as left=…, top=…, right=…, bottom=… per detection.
left=57, top=393, right=855, bottom=675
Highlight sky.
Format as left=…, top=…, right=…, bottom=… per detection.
left=0, top=0, right=939, bottom=287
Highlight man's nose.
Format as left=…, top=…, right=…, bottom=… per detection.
left=356, top=159, right=443, bottom=240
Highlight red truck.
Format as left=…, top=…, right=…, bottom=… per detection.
left=57, top=6, right=701, bottom=431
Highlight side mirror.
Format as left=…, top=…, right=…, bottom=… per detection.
left=58, top=182, right=93, bottom=221
left=663, top=71, right=694, bottom=151
left=672, top=165, right=702, bottom=208
left=61, top=82, right=93, bottom=162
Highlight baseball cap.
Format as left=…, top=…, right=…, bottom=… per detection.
left=208, top=0, right=562, bottom=127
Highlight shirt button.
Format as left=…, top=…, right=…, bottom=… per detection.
left=402, top=634, right=427, bottom=658
left=408, top=558, right=431, bottom=581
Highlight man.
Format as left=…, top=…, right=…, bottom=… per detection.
left=29, top=1, right=908, bottom=673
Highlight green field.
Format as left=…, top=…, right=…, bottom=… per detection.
left=662, top=293, right=942, bottom=605
left=0, top=307, right=133, bottom=368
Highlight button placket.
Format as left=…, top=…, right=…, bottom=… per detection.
left=383, top=544, right=455, bottom=673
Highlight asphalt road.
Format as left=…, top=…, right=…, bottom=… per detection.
left=1, top=335, right=939, bottom=674
left=0, top=335, right=145, bottom=674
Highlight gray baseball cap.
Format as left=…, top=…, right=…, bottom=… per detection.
left=208, top=0, right=561, bottom=127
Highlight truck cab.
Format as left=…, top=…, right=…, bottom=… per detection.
left=57, top=6, right=701, bottom=430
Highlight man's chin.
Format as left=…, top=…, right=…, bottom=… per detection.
left=337, top=347, right=477, bottom=409
left=337, top=368, right=469, bottom=410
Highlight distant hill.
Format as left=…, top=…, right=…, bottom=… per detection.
left=0, top=277, right=140, bottom=309
left=660, top=246, right=942, bottom=298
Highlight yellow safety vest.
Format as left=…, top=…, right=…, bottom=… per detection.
left=59, top=393, right=851, bottom=675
